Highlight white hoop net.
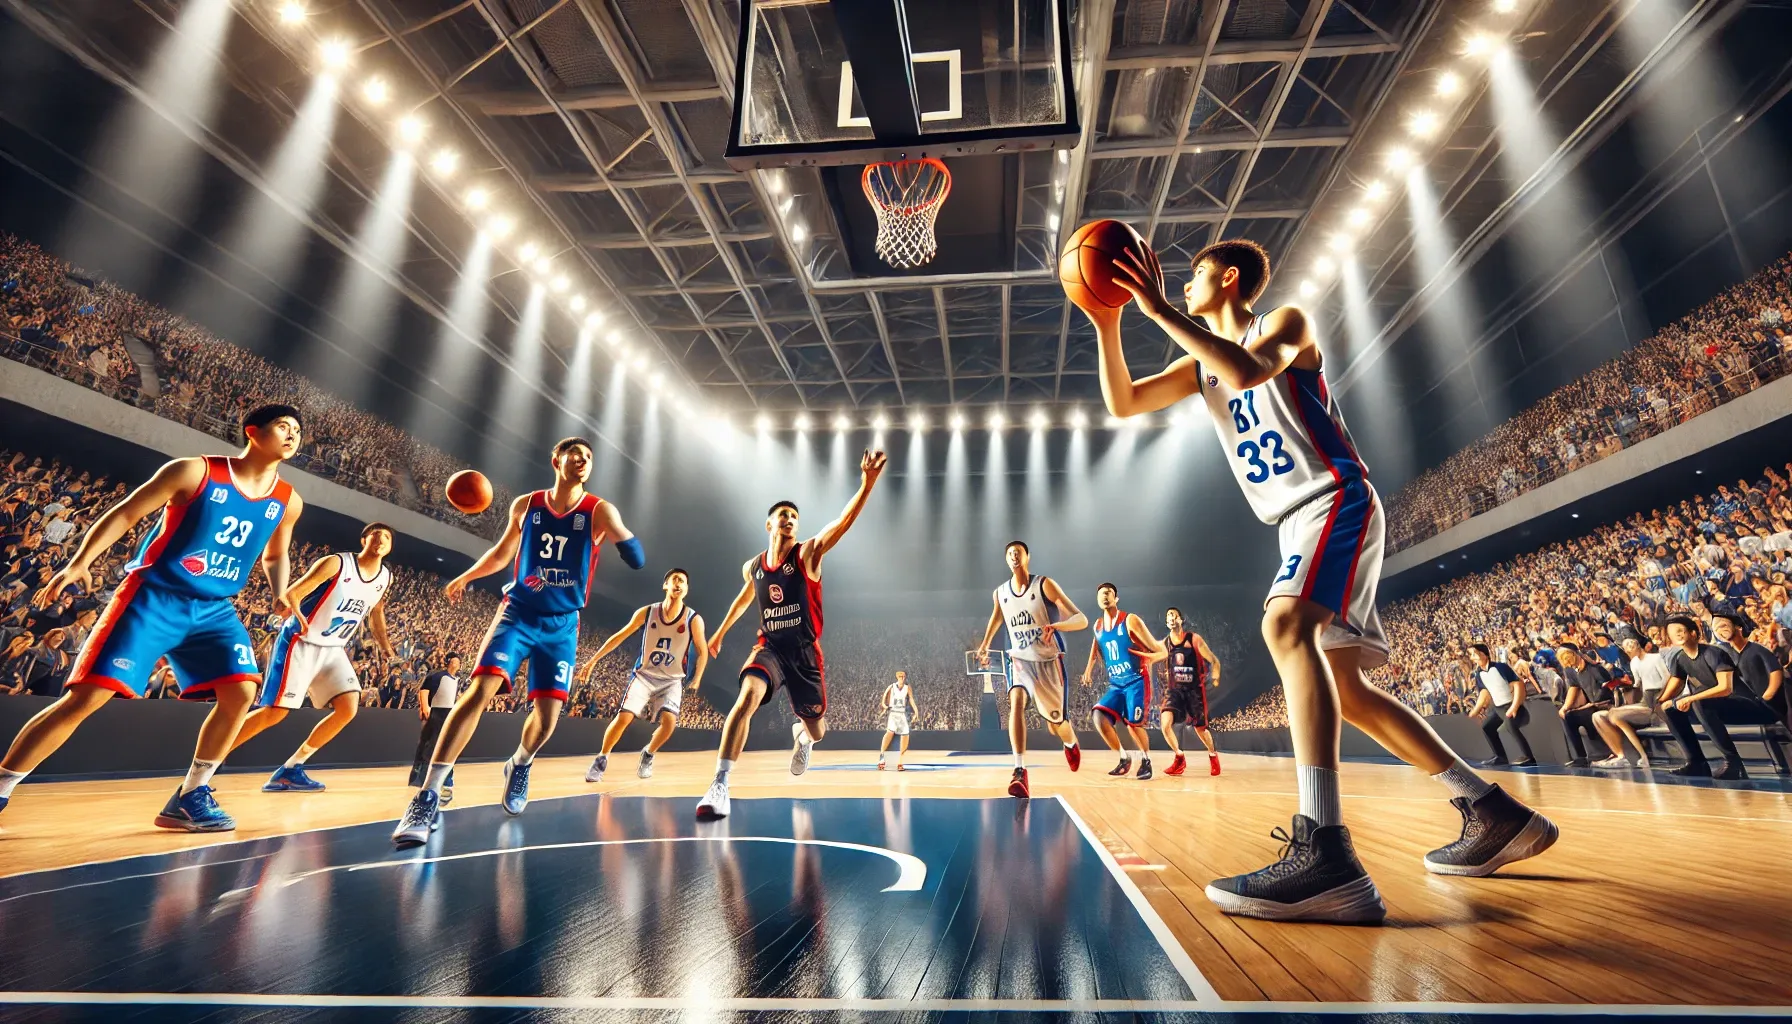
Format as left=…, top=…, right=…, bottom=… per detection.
left=862, top=159, right=952, bottom=269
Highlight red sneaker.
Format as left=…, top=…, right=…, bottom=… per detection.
left=1007, top=766, right=1030, bottom=798
left=1064, top=744, right=1081, bottom=772
left=1164, top=754, right=1186, bottom=776
left=896, top=763, right=906, bottom=771
left=877, top=761, right=886, bottom=770
left=1209, top=753, right=1222, bottom=776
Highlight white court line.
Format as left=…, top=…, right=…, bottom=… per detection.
left=0, top=991, right=1787, bottom=1015
left=1053, top=794, right=1222, bottom=1005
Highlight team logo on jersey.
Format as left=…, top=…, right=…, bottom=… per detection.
left=573, top=514, right=586, bottom=531
left=177, top=550, right=244, bottom=583
left=523, top=574, right=546, bottom=591
left=208, top=488, right=228, bottom=504
left=265, top=502, right=283, bottom=520
left=180, top=553, right=208, bottom=576
left=111, top=657, right=134, bottom=671
left=532, top=511, right=542, bottom=525
left=768, top=584, right=785, bottom=603
left=781, top=563, right=795, bottom=575
left=1207, top=374, right=1219, bottom=388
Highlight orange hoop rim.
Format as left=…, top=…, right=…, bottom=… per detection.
left=861, top=157, right=953, bottom=213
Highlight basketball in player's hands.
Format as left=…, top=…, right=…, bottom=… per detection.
left=445, top=469, right=493, bottom=515
left=1058, top=219, right=1149, bottom=311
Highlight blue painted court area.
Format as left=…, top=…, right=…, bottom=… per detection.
left=0, top=795, right=1203, bottom=1018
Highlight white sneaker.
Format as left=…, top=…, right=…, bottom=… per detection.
left=585, top=754, right=607, bottom=783
left=696, top=776, right=730, bottom=820
left=637, top=751, right=655, bottom=779
left=790, top=721, right=813, bottom=776
left=1591, top=755, right=1631, bottom=770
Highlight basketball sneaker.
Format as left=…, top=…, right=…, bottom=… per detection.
left=1136, top=757, right=1153, bottom=780
left=1107, top=758, right=1131, bottom=776
left=1713, top=760, right=1747, bottom=781
left=896, top=762, right=906, bottom=771
left=637, top=751, right=655, bottom=779
left=1423, top=786, right=1559, bottom=877
left=501, top=758, right=532, bottom=816
left=1209, top=753, right=1222, bottom=776
left=1204, top=815, right=1386, bottom=923
left=441, top=768, right=455, bottom=805
left=790, top=721, right=813, bottom=776
left=877, top=759, right=887, bottom=770
left=262, top=765, right=325, bottom=792
left=1590, top=755, right=1633, bottom=769
left=1064, top=743, right=1081, bottom=772
left=586, top=754, right=608, bottom=783
left=154, top=786, right=235, bottom=833
left=696, top=775, right=730, bottom=820
left=0, top=795, right=8, bottom=816
left=1165, top=754, right=1187, bottom=776
left=391, top=788, right=441, bottom=848
left=1008, top=766, right=1030, bottom=798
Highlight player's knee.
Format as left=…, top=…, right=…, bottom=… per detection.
left=261, top=706, right=289, bottom=725
left=1260, top=601, right=1320, bottom=652
left=331, top=694, right=358, bottom=718
left=59, top=683, right=115, bottom=716
left=213, top=680, right=257, bottom=710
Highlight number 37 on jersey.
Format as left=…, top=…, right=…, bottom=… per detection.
left=1227, top=391, right=1294, bottom=484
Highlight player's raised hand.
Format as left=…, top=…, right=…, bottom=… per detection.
left=1110, top=245, right=1173, bottom=319
left=33, top=563, right=90, bottom=609
left=444, top=574, right=469, bottom=603
left=861, top=448, right=888, bottom=480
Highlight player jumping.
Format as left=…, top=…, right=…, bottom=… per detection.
left=1097, top=237, right=1557, bottom=922
left=577, top=568, right=708, bottom=783
left=695, top=449, right=887, bottom=820
left=1083, top=584, right=1164, bottom=780
left=0, top=405, right=303, bottom=830
left=975, top=540, right=1088, bottom=798
left=230, top=522, right=395, bottom=791
left=1160, top=607, right=1221, bottom=777
left=877, top=671, right=915, bottom=770
left=392, top=437, right=642, bottom=847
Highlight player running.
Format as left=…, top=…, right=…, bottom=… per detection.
left=230, top=522, right=395, bottom=791
left=0, top=404, right=303, bottom=830
left=877, top=671, right=916, bottom=770
left=1159, top=607, right=1221, bottom=777
left=1082, top=584, right=1165, bottom=780
left=694, top=449, right=887, bottom=821
left=975, top=540, right=1088, bottom=798
left=1098, top=237, right=1557, bottom=921
left=392, top=438, right=643, bottom=847
left=577, top=568, right=708, bottom=783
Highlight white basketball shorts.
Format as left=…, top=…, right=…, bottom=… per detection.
left=1007, top=655, right=1068, bottom=723
left=622, top=673, right=683, bottom=719
left=260, top=633, right=360, bottom=710
left=1268, top=478, right=1389, bottom=668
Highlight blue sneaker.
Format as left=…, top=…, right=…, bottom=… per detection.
left=391, top=789, right=440, bottom=848
left=154, top=785, right=235, bottom=832
left=501, top=758, right=531, bottom=816
left=263, top=765, right=326, bottom=792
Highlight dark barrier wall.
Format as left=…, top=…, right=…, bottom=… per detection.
left=1212, top=698, right=1572, bottom=765
left=0, top=698, right=1095, bottom=779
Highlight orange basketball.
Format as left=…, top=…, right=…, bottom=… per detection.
left=1058, top=219, right=1149, bottom=311
left=445, top=470, right=492, bottom=515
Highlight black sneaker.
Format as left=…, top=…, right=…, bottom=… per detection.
left=1136, top=757, right=1153, bottom=780
left=1511, top=758, right=1538, bottom=768
left=1564, top=757, right=1590, bottom=768
left=1107, top=759, right=1131, bottom=777
left=1666, top=761, right=1712, bottom=778
left=1477, top=756, right=1509, bottom=768
left=1424, top=786, right=1559, bottom=877
left=1713, top=760, right=1747, bottom=781
left=1204, top=815, right=1386, bottom=924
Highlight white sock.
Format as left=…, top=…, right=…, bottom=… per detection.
left=716, top=758, right=735, bottom=779
left=1432, top=759, right=1496, bottom=802
left=792, top=721, right=814, bottom=746
left=1013, top=752, right=1025, bottom=768
left=1297, top=765, right=1343, bottom=827
left=1120, top=749, right=1134, bottom=762
left=285, top=744, right=317, bottom=769
left=423, top=762, right=452, bottom=794
left=0, top=766, right=27, bottom=799
left=180, top=759, right=219, bottom=795
left=512, top=745, right=535, bottom=766
left=1064, top=739, right=1078, bottom=748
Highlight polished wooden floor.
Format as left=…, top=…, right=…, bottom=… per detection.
left=2, top=748, right=1789, bottom=1008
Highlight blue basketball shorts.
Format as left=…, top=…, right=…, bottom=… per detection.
left=69, top=576, right=259, bottom=699
left=474, top=599, right=579, bottom=700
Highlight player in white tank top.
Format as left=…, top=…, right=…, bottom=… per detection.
left=974, top=541, right=1090, bottom=798
left=231, top=523, right=398, bottom=793
left=1090, top=238, right=1558, bottom=921
left=576, top=568, right=709, bottom=783
left=877, top=671, right=917, bottom=769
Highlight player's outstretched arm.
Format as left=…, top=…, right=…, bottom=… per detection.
left=260, top=491, right=304, bottom=609
left=1128, top=614, right=1167, bottom=663
left=1086, top=305, right=1203, bottom=419
left=811, top=449, right=888, bottom=560
left=975, top=600, right=1005, bottom=667
left=705, top=565, right=757, bottom=659
left=593, top=498, right=645, bottom=569
left=1197, top=633, right=1220, bottom=687
left=35, top=456, right=208, bottom=607
left=279, top=553, right=342, bottom=623
left=1081, top=638, right=1099, bottom=686
left=686, top=614, right=709, bottom=691
left=1040, top=577, right=1089, bottom=632
left=578, top=605, right=648, bottom=684
left=366, top=598, right=395, bottom=660
left=446, top=494, right=530, bottom=601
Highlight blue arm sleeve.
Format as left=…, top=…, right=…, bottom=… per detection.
left=614, top=536, right=645, bottom=570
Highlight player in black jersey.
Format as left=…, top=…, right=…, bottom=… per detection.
left=695, top=449, right=888, bottom=820
left=1159, top=608, right=1221, bottom=777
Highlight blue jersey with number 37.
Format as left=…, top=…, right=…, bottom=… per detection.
left=1198, top=312, right=1369, bottom=524
left=127, top=456, right=292, bottom=599
left=506, top=491, right=603, bottom=615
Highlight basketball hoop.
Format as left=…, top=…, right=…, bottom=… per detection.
left=862, top=158, right=952, bottom=269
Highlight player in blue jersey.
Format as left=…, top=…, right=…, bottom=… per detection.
left=393, top=437, right=643, bottom=847
left=1081, top=583, right=1165, bottom=780
left=0, top=405, right=305, bottom=830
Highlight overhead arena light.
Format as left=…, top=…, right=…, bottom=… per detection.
left=793, top=412, right=812, bottom=432
left=360, top=77, right=390, bottom=107
left=1435, top=70, right=1463, bottom=98
left=532, top=256, right=552, bottom=275
left=1313, top=256, right=1336, bottom=278
left=649, top=370, right=665, bottom=390
left=1068, top=407, right=1088, bottom=429
left=1383, top=146, right=1415, bottom=172
left=948, top=410, right=967, bottom=431
left=429, top=148, right=459, bottom=177
left=318, top=37, right=352, bottom=71
left=584, top=310, right=605, bottom=328
left=485, top=214, right=514, bottom=239
left=1328, top=233, right=1353, bottom=254
left=1463, top=32, right=1499, bottom=58
left=870, top=412, right=890, bottom=431
left=464, top=186, right=490, bottom=211
left=1347, top=206, right=1372, bottom=229
left=397, top=114, right=427, bottom=145
left=517, top=241, right=540, bottom=263
left=631, top=353, right=648, bottom=371
left=279, top=2, right=308, bottom=26
left=755, top=413, right=772, bottom=432
left=569, top=294, right=586, bottom=312
left=1406, top=109, right=1441, bottom=139
left=908, top=409, right=929, bottom=431
left=987, top=410, right=1007, bottom=431
left=550, top=275, right=569, bottom=293
left=832, top=412, right=852, bottom=431
left=1298, top=280, right=1319, bottom=299
left=1028, top=408, right=1050, bottom=431
left=1363, top=180, right=1389, bottom=204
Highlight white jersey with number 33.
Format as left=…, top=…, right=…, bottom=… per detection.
left=1199, top=312, right=1369, bottom=524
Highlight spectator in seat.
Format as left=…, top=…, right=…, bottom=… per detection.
left=1556, top=643, right=1613, bottom=767
left=1593, top=635, right=1669, bottom=768
left=1466, top=643, right=1538, bottom=767
left=16, top=627, right=70, bottom=697
left=1658, top=614, right=1781, bottom=780
left=1, top=632, right=35, bottom=695
left=1710, top=612, right=1787, bottom=770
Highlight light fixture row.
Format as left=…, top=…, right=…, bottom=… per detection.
left=716, top=406, right=1213, bottom=434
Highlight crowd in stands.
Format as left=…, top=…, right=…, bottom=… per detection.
left=0, top=232, right=511, bottom=539
left=1384, top=251, right=1792, bottom=551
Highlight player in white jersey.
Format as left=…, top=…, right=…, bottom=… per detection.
left=877, top=671, right=917, bottom=770
left=1093, top=238, right=1557, bottom=923
left=975, top=540, right=1089, bottom=798
left=578, top=568, right=708, bottom=782
left=230, top=522, right=395, bottom=792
